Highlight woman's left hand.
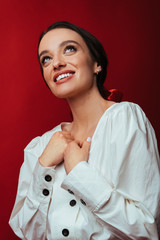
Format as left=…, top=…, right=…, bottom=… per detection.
left=64, top=139, right=91, bottom=174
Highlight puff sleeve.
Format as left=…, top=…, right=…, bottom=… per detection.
left=62, top=103, right=160, bottom=239
left=9, top=132, right=56, bottom=240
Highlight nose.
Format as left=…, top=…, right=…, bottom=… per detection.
left=53, top=54, right=66, bottom=71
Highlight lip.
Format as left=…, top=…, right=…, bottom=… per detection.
left=53, top=70, right=75, bottom=83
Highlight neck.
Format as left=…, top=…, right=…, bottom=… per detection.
left=66, top=87, right=110, bottom=131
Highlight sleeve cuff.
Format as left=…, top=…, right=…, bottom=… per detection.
left=27, top=161, right=56, bottom=203
left=61, top=161, right=113, bottom=211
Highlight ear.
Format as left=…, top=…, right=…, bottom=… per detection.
left=93, top=62, right=102, bottom=75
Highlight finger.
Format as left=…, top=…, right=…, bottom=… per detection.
left=52, top=131, right=71, bottom=139
left=60, top=131, right=74, bottom=139
left=66, top=138, right=74, bottom=144
left=86, top=137, right=92, bottom=143
left=64, top=135, right=74, bottom=141
left=63, top=132, right=74, bottom=139
left=82, top=137, right=92, bottom=152
left=61, top=131, right=72, bottom=136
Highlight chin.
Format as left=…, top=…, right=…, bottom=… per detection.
left=50, top=84, right=91, bottom=99
left=51, top=90, right=75, bottom=99
left=51, top=86, right=80, bottom=99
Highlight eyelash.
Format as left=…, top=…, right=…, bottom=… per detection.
left=64, top=45, right=77, bottom=53
left=41, top=56, right=51, bottom=65
left=41, top=45, right=77, bottom=66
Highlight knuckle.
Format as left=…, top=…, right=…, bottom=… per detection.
left=64, top=142, right=68, bottom=148
left=53, top=131, right=59, bottom=137
left=59, top=132, right=63, bottom=137
left=65, top=142, right=71, bottom=150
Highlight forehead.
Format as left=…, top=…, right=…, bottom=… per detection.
left=39, top=28, right=88, bottom=52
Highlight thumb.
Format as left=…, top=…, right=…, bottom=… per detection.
left=82, top=137, right=92, bottom=151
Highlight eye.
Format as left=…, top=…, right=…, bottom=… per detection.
left=41, top=56, right=51, bottom=65
left=64, top=45, right=77, bottom=54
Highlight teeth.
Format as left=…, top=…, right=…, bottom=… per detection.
left=56, top=73, right=73, bottom=81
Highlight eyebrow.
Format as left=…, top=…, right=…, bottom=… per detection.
left=59, top=40, right=80, bottom=47
left=39, top=40, right=81, bottom=59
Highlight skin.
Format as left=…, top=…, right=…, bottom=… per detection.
left=38, top=28, right=115, bottom=173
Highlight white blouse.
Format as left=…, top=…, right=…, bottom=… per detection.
left=9, top=102, right=160, bottom=240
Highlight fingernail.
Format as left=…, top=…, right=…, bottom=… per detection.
left=87, top=137, right=92, bottom=142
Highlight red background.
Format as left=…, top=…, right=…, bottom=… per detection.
left=0, top=0, right=160, bottom=238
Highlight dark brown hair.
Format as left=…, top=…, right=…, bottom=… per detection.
left=38, top=21, right=112, bottom=99
left=38, top=21, right=123, bottom=101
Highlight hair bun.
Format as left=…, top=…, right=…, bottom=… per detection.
left=107, top=89, right=123, bottom=102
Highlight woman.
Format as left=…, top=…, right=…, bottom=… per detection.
left=9, top=21, right=160, bottom=239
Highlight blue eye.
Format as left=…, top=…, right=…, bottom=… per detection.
left=41, top=56, right=51, bottom=65
left=64, top=45, right=77, bottom=53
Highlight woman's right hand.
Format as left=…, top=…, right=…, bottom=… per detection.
left=38, top=131, right=74, bottom=167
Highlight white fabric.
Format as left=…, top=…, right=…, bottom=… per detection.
left=9, top=102, right=160, bottom=240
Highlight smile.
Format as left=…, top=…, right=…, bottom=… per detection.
left=55, top=73, right=73, bottom=82
left=54, top=71, right=75, bottom=83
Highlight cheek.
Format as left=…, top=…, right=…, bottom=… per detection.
left=43, top=70, right=48, bottom=80
left=80, top=59, right=95, bottom=77
left=43, top=66, right=52, bottom=82
left=73, top=55, right=94, bottom=73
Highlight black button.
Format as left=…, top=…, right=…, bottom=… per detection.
left=62, top=228, right=69, bottom=237
left=68, top=189, right=74, bottom=195
left=45, top=175, right=52, bottom=182
left=42, top=189, right=49, bottom=196
left=70, top=199, right=76, bottom=207
left=80, top=199, right=86, bottom=205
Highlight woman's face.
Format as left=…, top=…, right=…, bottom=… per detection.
left=38, top=28, right=99, bottom=99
